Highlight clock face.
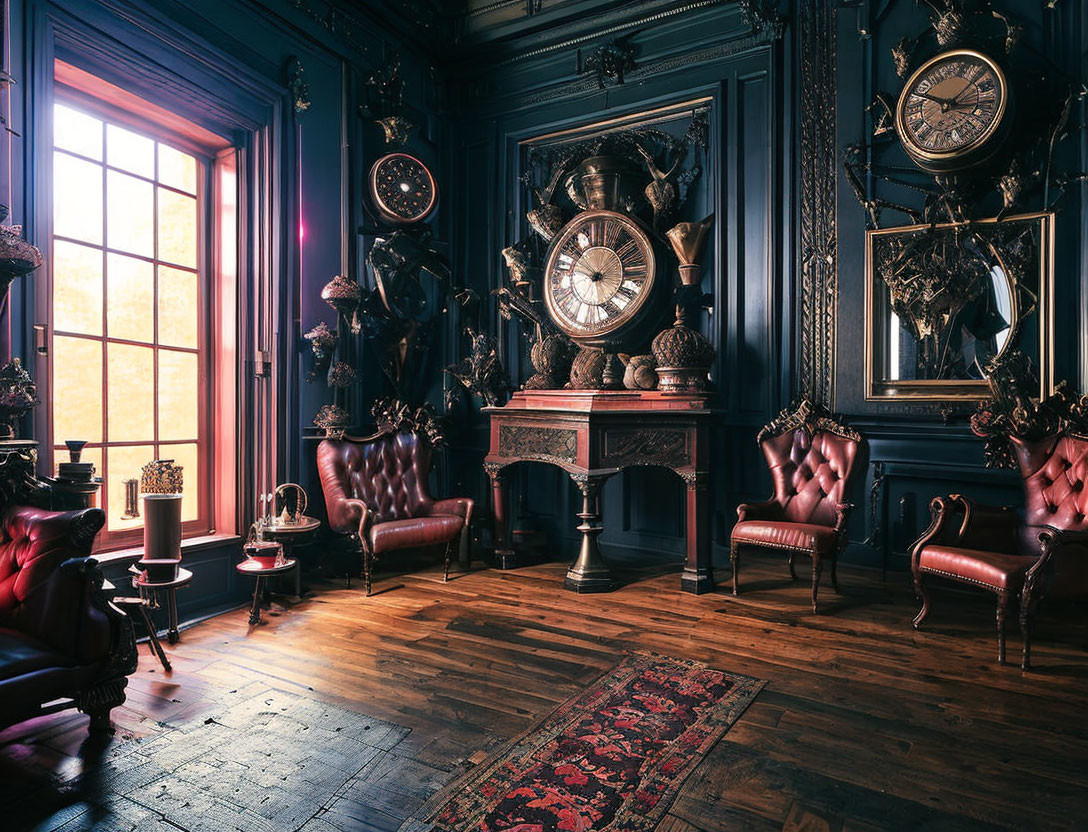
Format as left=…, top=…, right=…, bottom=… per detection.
left=896, top=49, right=1008, bottom=171
left=368, top=153, right=437, bottom=224
left=543, top=210, right=656, bottom=343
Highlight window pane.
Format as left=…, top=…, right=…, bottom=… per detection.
left=106, top=444, right=154, bottom=532
left=54, top=152, right=102, bottom=244
left=54, top=104, right=102, bottom=160
left=107, top=343, right=154, bottom=442
left=158, top=266, right=198, bottom=348
left=106, top=253, right=154, bottom=343
left=53, top=336, right=102, bottom=443
left=158, top=350, right=198, bottom=440
left=106, top=170, right=154, bottom=257
left=53, top=240, right=102, bottom=336
left=157, top=188, right=197, bottom=268
left=106, top=124, right=154, bottom=178
left=158, top=144, right=197, bottom=194
left=169, top=442, right=199, bottom=522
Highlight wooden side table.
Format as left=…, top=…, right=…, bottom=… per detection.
left=484, top=390, right=713, bottom=594
left=132, top=567, right=193, bottom=645
left=236, top=558, right=298, bottom=625
left=262, top=516, right=320, bottom=595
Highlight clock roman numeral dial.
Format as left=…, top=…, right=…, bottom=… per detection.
left=897, top=50, right=1006, bottom=168
left=543, top=211, right=656, bottom=339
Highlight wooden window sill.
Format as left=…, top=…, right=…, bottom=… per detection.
left=94, top=532, right=242, bottom=567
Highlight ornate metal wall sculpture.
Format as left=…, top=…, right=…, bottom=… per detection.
left=971, top=350, right=1088, bottom=469
left=798, top=0, right=838, bottom=408
left=286, top=57, right=311, bottom=117
left=578, top=35, right=638, bottom=89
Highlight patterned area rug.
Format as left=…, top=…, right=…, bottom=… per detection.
left=24, top=681, right=454, bottom=832
left=399, top=653, right=764, bottom=832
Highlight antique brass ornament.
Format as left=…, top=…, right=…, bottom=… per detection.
left=314, top=404, right=351, bottom=438
left=0, top=205, right=43, bottom=299
left=563, top=155, right=644, bottom=213
left=525, top=333, right=577, bottom=390
left=526, top=162, right=568, bottom=243
left=376, top=115, right=415, bottom=146
left=620, top=354, right=658, bottom=390
left=321, top=274, right=363, bottom=335
left=568, top=347, right=607, bottom=389
left=274, top=483, right=308, bottom=526
left=651, top=214, right=717, bottom=393
left=140, top=459, right=183, bottom=494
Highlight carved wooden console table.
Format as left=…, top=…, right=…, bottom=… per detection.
left=483, top=390, right=713, bottom=594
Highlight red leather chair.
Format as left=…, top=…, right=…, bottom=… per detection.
left=911, top=430, right=1088, bottom=669
left=0, top=505, right=137, bottom=734
left=317, top=426, right=473, bottom=596
left=731, top=399, right=864, bottom=613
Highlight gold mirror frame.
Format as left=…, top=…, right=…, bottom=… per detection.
left=864, top=211, right=1054, bottom=402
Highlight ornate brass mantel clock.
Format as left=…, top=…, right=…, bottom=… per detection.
left=368, top=152, right=438, bottom=224
left=542, top=208, right=659, bottom=347
left=895, top=48, right=1011, bottom=174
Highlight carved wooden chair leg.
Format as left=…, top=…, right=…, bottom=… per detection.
left=1019, top=585, right=1037, bottom=671
left=811, top=553, right=823, bottom=614
left=731, top=541, right=741, bottom=596
left=912, top=570, right=930, bottom=629
left=996, top=589, right=1009, bottom=665
left=788, top=552, right=797, bottom=581
left=363, top=547, right=373, bottom=597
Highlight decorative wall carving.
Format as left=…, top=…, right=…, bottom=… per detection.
left=602, top=429, right=688, bottom=469
left=798, top=0, right=838, bottom=408
left=498, top=425, right=578, bottom=464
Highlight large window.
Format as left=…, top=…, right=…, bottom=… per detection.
left=51, top=101, right=207, bottom=547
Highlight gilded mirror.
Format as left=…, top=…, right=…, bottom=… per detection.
left=865, top=212, right=1053, bottom=401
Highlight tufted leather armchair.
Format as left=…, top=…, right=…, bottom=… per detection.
left=317, top=428, right=473, bottom=596
left=0, top=505, right=137, bottom=734
left=911, top=431, right=1088, bottom=669
left=731, top=399, right=864, bottom=613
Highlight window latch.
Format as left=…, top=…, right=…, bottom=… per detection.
left=34, top=324, right=47, bottom=355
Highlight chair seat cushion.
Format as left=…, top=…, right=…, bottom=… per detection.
left=917, top=545, right=1037, bottom=591
left=0, top=627, right=74, bottom=682
left=731, top=520, right=837, bottom=554
left=369, top=514, right=464, bottom=555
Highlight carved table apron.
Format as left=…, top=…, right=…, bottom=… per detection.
left=483, top=390, right=713, bottom=594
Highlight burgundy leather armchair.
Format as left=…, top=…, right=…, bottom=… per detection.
left=0, top=506, right=137, bottom=735
left=731, top=399, right=864, bottom=613
left=317, top=428, right=473, bottom=596
left=911, top=430, right=1088, bottom=669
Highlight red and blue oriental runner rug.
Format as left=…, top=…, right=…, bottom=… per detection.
left=400, top=652, right=764, bottom=832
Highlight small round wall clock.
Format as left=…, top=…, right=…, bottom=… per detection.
left=542, top=209, right=659, bottom=347
left=368, top=152, right=438, bottom=224
left=895, top=48, right=1011, bottom=174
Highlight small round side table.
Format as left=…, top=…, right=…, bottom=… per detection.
left=263, top=517, right=321, bottom=592
left=133, top=567, right=193, bottom=645
left=237, top=557, right=298, bottom=625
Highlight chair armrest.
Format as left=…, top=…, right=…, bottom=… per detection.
left=1024, top=527, right=1088, bottom=599
left=736, top=498, right=782, bottom=523
left=909, top=496, right=964, bottom=575
left=427, top=497, right=474, bottom=526
left=952, top=494, right=1020, bottom=555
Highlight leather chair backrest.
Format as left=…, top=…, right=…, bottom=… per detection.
left=320, top=430, right=432, bottom=523
left=1013, top=433, right=1088, bottom=556
left=0, top=507, right=69, bottom=619
left=761, top=428, right=860, bottom=528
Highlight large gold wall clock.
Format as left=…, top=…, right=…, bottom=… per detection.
left=895, top=48, right=1010, bottom=174
left=542, top=209, right=659, bottom=347
left=368, top=152, right=438, bottom=224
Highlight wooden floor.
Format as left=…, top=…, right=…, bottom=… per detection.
left=4, top=552, right=1088, bottom=831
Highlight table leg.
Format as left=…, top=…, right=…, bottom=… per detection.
left=139, top=604, right=172, bottom=671
left=166, top=589, right=180, bottom=644
left=248, top=577, right=264, bottom=625
left=564, top=474, right=616, bottom=593
left=487, top=464, right=517, bottom=569
left=681, top=471, right=714, bottom=594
